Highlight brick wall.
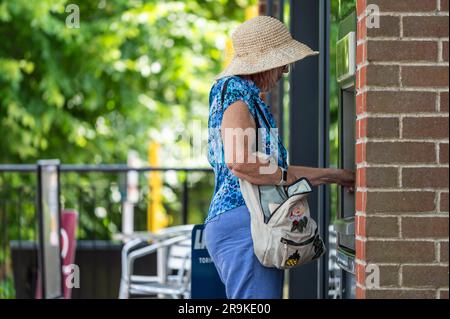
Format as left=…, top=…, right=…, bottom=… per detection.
left=355, top=0, right=449, bottom=299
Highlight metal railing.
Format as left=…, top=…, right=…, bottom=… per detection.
left=0, top=164, right=214, bottom=299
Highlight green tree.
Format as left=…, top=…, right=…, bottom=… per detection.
left=0, top=0, right=256, bottom=298
left=0, top=0, right=255, bottom=163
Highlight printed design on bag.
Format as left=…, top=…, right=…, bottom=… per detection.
left=288, top=203, right=308, bottom=232
left=312, top=236, right=325, bottom=259
left=285, top=250, right=300, bottom=267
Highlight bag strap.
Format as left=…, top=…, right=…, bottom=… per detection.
left=252, top=96, right=272, bottom=130
left=220, top=78, right=275, bottom=153
left=220, top=78, right=271, bottom=129
left=220, top=78, right=232, bottom=108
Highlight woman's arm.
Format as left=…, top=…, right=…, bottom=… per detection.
left=221, top=101, right=355, bottom=188
left=221, top=100, right=281, bottom=185
left=286, top=165, right=355, bottom=188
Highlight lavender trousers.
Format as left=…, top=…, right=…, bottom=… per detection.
left=204, top=205, right=284, bottom=299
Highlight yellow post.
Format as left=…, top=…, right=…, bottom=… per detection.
left=147, top=141, right=168, bottom=232
left=223, top=38, right=234, bottom=68
left=223, top=5, right=259, bottom=68
left=245, top=4, right=259, bottom=20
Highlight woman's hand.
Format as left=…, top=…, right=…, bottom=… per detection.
left=287, top=166, right=355, bottom=191
left=334, top=168, right=355, bottom=192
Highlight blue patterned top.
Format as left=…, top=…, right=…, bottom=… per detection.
left=204, top=75, right=288, bottom=224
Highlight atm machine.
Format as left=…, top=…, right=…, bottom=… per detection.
left=335, top=10, right=357, bottom=299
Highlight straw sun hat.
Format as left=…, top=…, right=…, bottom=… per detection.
left=216, top=15, right=319, bottom=79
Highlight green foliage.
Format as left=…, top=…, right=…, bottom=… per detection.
left=0, top=0, right=254, bottom=229
left=0, top=0, right=256, bottom=298
left=0, top=0, right=255, bottom=163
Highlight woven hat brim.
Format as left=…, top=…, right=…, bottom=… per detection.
left=216, top=39, right=319, bottom=80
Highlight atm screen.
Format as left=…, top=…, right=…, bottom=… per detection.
left=340, top=89, right=356, bottom=218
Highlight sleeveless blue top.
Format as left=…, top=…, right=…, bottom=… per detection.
left=204, top=76, right=288, bottom=224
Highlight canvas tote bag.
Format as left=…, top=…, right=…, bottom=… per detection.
left=239, top=176, right=326, bottom=269
left=220, top=78, right=326, bottom=269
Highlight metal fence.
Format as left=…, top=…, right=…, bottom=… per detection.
left=0, top=163, right=342, bottom=299
left=0, top=164, right=214, bottom=299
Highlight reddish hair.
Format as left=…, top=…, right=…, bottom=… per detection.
left=240, top=65, right=289, bottom=92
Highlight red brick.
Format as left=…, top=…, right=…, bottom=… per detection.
left=366, top=167, right=398, bottom=187
left=367, top=117, right=399, bottom=138
left=356, top=118, right=367, bottom=140
left=440, top=241, right=449, bottom=262
left=356, top=92, right=367, bottom=115
left=357, top=166, right=366, bottom=188
left=356, top=215, right=366, bottom=237
left=366, top=142, right=436, bottom=164
left=357, top=66, right=367, bottom=90
left=356, top=239, right=366, bottom=260
left=356, top=142, right=366, bottom=164
left=367, top=41, right=438, bottom=62
left=403, top=117, right=449, bottom=139
left=443, top=41, right=449, bottom=62
left=356, top=191, right=367, bottom=212
left=403, top=265, right=449, bottom=288
left=402, top=216, right=449, bottom=238
left=402, top=66, right=449, bottom=87
left=368, top=0, right=437, bottom=12
left=440, top=143, right=449, bottom=164
left=357, top=42, right=366, bottom=66
left=366, top=240, right=435, bottom=263
left=441, top=192, right=449, bottom=212
left=403, top=16, right=449, bottom=37
left=367, top=16, right=400, bottom=37
left=366, top=65, right=400, bottom=87
left=356, top=286, right=366, bottom=299
left=365, top=289, right=436, bottom=299
left=441, top=92, right=449, bottom=112
left=366, top=191, right=436, bottom=213
left=358, top=17, right=367, bottom=41
left=367, top=91, right=436, bottom=113
left=356, top=263, right=366, bottom=286
left=402, top=167, right=449, bottom=188
left=366, top=216, right=399, bottom=237
left=357, top=0, right=367, bottom=17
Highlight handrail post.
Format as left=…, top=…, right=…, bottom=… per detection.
left=182, top=171, right=189, bottom=225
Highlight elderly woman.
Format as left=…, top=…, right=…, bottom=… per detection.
left=204, top=16, right=355, bottom=299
